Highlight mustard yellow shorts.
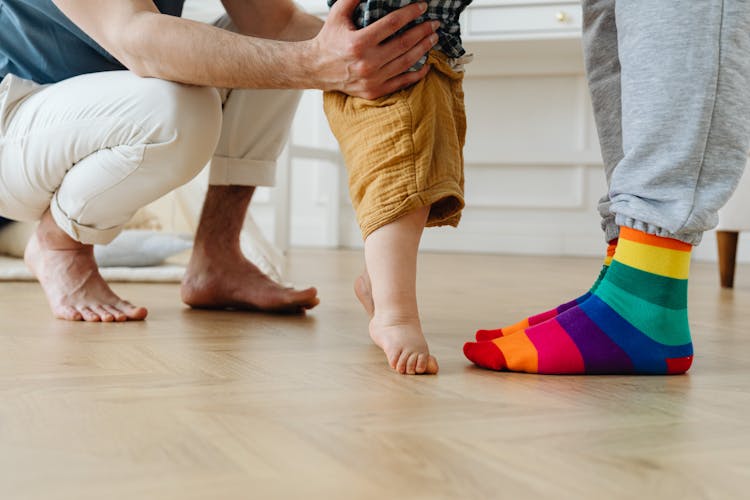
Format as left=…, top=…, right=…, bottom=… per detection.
left=323, top=51, right=467, bottom=239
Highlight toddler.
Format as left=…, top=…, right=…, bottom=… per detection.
left=325, top=0, right=473, bottom=375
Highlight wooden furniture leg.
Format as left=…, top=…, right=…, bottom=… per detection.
left=717, top=230, right=739, bottom=288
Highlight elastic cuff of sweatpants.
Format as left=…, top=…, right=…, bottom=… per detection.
left=602, top=216, right=620, bottom=244
left=50, top=195, right=122, bottom=245
left=614, top=214, right=702, bottom=246
left=209, top=156, right=277, bottom=187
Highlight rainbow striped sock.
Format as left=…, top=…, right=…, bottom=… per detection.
left=475, top=241, right=618, bottom=341
left=464, top=227, right=694, bottom=375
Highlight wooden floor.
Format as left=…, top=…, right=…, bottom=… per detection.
left=1, top=250, right=749, bottom=499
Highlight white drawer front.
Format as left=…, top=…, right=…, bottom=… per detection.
left=466, top=3, right=581, bottom=38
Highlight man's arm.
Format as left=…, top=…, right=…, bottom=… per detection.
left=51, top=0, right=438, bottom=99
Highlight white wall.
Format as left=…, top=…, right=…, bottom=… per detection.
left=184, top=0, right=746, bottom=263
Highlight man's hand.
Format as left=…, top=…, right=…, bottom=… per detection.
left=310, top=0, right=439, bottom=99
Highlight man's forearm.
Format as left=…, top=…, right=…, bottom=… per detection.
left=123, top=13, right=317, bottom=89
left=53, top=0, right=438, bottom=99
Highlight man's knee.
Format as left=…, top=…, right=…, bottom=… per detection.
left=134, top=77, right=223, bottom=185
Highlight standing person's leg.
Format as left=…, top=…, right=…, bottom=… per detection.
left=0, top=72, right=222, bottom=321
left=363, top=206, right=439, bottom=375
left=583, top=0, right=624, bottom=244
left=465, top=0, right=750, bottom=374
left=610, top=0, right=750, bottom=241
left=323, top=52, right=465, bottom=375
left=180, top=14, right=319, bottom=313
left=475, top=0, right=623, bottom=341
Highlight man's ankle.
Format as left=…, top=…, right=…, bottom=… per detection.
left=191, top=238, right=242, bottom=260
left=35, top=212, right=87, bottom=251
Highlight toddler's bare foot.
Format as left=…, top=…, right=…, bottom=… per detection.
left=25, top=212, right=148, bottom=322
left=369, top=316, right=438, bottom=375
left=354, top=270, right=374, bottom=317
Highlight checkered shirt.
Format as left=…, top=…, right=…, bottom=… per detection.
left=327, top=1, right=472, bottom=70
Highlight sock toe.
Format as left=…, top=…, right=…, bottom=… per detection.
left=464, top=341, right=506, bottom=370
left=475, top=328, right=504, bottom=341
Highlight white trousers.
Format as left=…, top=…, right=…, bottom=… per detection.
left=0, top=16, right=301, bottom=245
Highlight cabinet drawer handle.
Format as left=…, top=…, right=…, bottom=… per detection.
left=556, top=11, right=570, bottom=23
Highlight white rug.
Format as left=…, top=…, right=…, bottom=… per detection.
left=0, top=256, right=185, bottom=283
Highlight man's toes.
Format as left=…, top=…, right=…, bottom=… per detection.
left=291, top=287, right=319, bottom=307
left=405, top=352, right=419, bottom=375
left=117, top=301, right=148, bottom=320
left=79, top=307, right=101, bottom=322
left=91, top=305, right=115, bottom=322
left=304, top=296, right=321, bottom=310
left=104, top=305, right=128, bottom=322
left=56, top=306, right=83, bottom=321
left=271, top=287, right=319, bottom=313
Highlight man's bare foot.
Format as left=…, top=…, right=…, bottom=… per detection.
left=184, top=185, right=319, bottom=314
left=354, top=270, right=374, bottom=317
left=369, top=315, right=439, bottom=375
left=181, top=247, right=320, bottom=314
left=25, top=212, right=148, bottom=322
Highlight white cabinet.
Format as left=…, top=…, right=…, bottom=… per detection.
left=295, top=0, right=581, bottom=39
left=465, top=2, right=581, bottom=39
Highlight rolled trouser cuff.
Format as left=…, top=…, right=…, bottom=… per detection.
left=50, top=194, right=122, bottom=245
left=208, top=156, right=277, bottom=187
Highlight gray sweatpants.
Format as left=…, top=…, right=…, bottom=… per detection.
left=582, top=0, right=750, bottom=245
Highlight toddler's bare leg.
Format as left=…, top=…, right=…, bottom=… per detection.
left=354, top=268, right=374, bottom=318
left=364, top=206, right=438, bottom=375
